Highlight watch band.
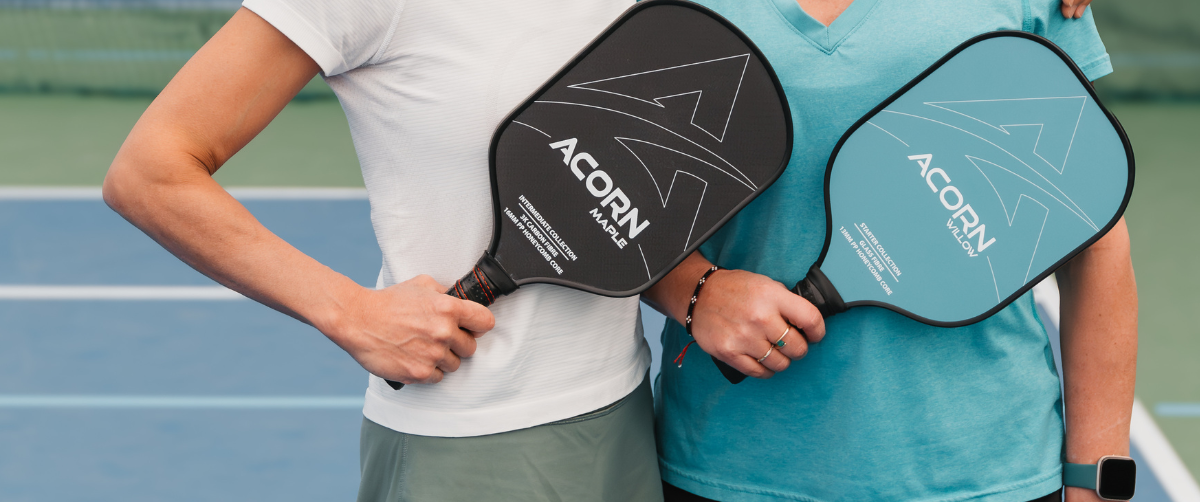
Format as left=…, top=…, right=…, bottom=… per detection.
left=1063, top=462, right=1097, bottom=490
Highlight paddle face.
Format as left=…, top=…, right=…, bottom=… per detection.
left=486, top=1, right=791, bottom=296
left=817, top=32, right=1132, bottom=325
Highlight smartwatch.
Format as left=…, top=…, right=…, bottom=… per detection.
left=1063, top=456, right=1137, bottom=501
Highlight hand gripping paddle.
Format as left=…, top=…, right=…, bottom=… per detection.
left=386, top=0, right=792, bottom=389
left=715, top=32, right=1134, bottom=384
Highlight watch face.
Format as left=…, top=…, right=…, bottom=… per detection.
left=1098, top=457, right=1137, bottom=500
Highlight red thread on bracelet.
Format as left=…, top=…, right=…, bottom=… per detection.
left=675, top=266, right=720, bottom=368
left=674, top=341, right=695, bottom=367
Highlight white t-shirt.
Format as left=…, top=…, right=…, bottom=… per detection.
left=242, top=0, right=647, bottom=437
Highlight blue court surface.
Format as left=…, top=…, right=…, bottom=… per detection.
left=0, top=191, right=372, bottom=501
left=0, top=189, right=1187, bottom=501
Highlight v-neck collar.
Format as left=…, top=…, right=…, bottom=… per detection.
left=767, top=0, right=881, bottom=53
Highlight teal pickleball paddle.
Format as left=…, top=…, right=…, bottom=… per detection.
left=715, top=31, right=1133, bottom=384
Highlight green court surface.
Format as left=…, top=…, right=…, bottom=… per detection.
left=0, top=94, right=362, bottom=187
left=1, top=95, right=1197, bottom=480
left=1113, top=101, right=1200, bottom=477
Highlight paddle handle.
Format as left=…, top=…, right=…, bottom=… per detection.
left=712, top=356, right=748, bottom=384
left=385, top=253, right=518, bottom=390
left=712, top=265, right=846, bottom=384
left=791, top=265, right=846, bottom=318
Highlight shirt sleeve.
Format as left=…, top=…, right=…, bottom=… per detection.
left=242, top=0, right=402, bottom=76
left=1026, top=0, right=1113, bottom=81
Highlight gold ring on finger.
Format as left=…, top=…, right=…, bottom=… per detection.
left=774, top=326, right=789, bottom=348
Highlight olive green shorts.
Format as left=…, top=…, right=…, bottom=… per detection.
left=356, top=373, right=662, bottom=502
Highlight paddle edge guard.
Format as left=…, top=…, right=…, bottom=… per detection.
left=811, top=30, right=1135, bottom=328
left=482, top=0, right=794, bottom=298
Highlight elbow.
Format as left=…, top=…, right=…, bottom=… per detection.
left=103, top=154, right=133, bottom=216
left=102, top=151, right=146, bottom=218
left=102, top=139, right=214, bottom=219
left=103, top=114, right=223, bottom=224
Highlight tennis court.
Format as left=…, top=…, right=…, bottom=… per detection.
left=2, top=0, right=1199, bottom=499
left=0, top=191, right=375, bottom=500
left=0, top=93, right=1196, bottom=502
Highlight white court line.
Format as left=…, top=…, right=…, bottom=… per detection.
left=0, top=395, right=363, bottom=409
left=1134, top=400, right=1200, bottom=501
left=1034, top=280, right=1200, bottom=502
left=0, top=186, right=367, bottom=200
left=0, top=285, right=245, bottom=300
left=1157, top=403, right=1200, bottom=417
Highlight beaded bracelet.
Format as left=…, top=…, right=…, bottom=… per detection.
left=675, top=265, right=721, bottom=367
left=686, top=265, right=721, bottom=337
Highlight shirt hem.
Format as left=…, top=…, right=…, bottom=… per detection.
left=660, top=461, right=1063, bottom=502
left=241, top=0, right=351, bottom=76
left=1079, top=54, right=1113, bottom=82
left=362, top=349, right=650, bottom=437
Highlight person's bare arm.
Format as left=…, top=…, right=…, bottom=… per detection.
left=643, top=251, right=825, bottom=378
left=104, top=8, right=494, bottom=385
left=1057, top=217, right=1137, bottom=502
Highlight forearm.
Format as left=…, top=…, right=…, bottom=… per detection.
left=104, top=154, right=359, bottom=331
left=104, top=7, right=355, bottom=332
left=101, top=8, right=491, bottom=385
left=1057, top=218, right=1137, bottom=499
left=642, top=250, right=715, bottom=324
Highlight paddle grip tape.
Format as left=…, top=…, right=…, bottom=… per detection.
left=792, top=265, right=846, bottom=319
left=385, top=253, right=518, bottom=391
left=715, top=265, right=848, bottom=385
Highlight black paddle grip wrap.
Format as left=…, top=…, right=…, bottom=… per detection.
left=715, top=265, right=848, bottom=385
left=385, top=253, right=518, bottom=391
left=792, top=265, right=846, bottom=319
left=446, top=253, right=519, bottom=307
left=714, top=357, right=748, bottom=384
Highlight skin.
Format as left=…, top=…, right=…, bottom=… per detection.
left=1061, top=0, right=1094, bottom=19
left=644, top=2, right=1129, bottom=501
left=103, top=8, right=495, bottom=386
left=108, top=2, right=1122, bottom=497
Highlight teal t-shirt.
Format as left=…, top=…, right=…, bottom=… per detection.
left=655, top=1, right=1113, bottom=501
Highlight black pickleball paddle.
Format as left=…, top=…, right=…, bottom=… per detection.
left=387, top=0, right=793, bottom=389
left=714, top=32, right=1134, bottom=384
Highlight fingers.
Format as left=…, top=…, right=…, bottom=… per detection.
left=394, top=338, right=459, bottom=384
left=722, top=353, right=775, bottom=380
left=1061, top=0, right=1089, bottom=19
left=770, top=323, right=810, bottom=361
left=396, top=358, right=445, bottom=385
left=437, top=348, right=462, bottom=374
left=777, top=289, right=826, bottom=344
left=756, top=342, right=791, bottom=374
left=412, top=274, right=447, bottom=292
left=409, top=274, right=496, bottom=334
left=415, top=368, right=445, bottom=385
left=345, top=275, right=494, bottom=387
left=446, top=327, right=479, bottom=358
left=451, top=298, right=496, bottom=334
left=687, top=269, right=830, bottom=380
left=710, top=320, right=795, bottom=379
